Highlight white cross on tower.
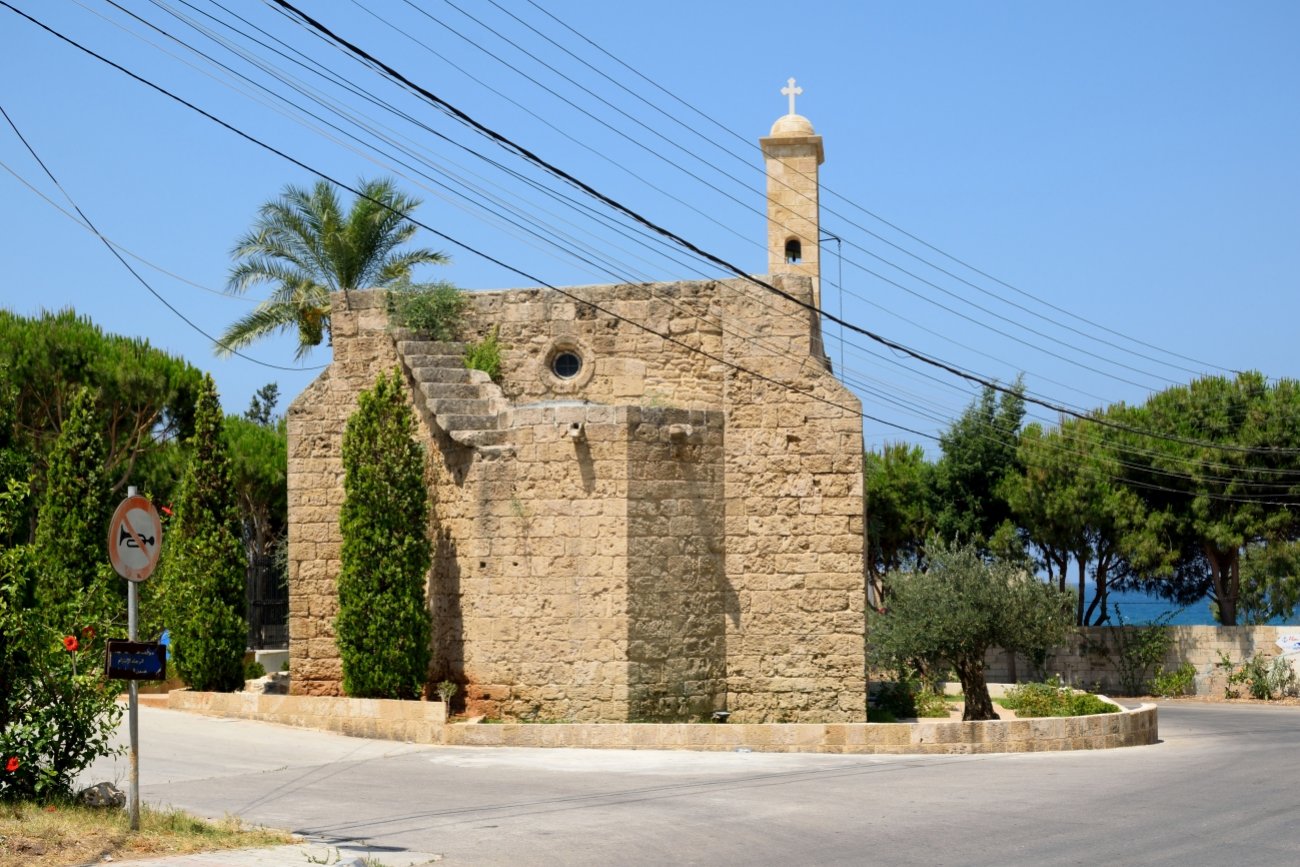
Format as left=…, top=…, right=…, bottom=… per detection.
left=781, top=77, right=803, bottom=115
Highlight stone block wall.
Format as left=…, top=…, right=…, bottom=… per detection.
left=287, top=291, right=435, bottom=697
left=287, top=274, right=866, bottom=722
left=985, top=625, right=1300, bottom=695
left=626, top=408, right=726, bottom=721
left=430, top=402, right=724, bottom=722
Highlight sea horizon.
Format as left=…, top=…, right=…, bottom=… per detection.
left=1086, top=587, right=1300, bottom=627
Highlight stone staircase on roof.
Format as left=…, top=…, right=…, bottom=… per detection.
left=395, top=337, right=513, bottom=454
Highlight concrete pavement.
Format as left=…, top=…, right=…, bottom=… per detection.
left=86, top=702, right=1300, bottom=866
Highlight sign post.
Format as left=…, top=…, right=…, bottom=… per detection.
left=108, top=488, right=162, bottom=832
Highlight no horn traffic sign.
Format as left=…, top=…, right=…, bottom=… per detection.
left=108, top=495, right=162, bottom=582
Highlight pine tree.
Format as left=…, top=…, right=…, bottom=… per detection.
left=337, top=370, right=431, bottom=699
left=167, top=375, right=247, bottom=692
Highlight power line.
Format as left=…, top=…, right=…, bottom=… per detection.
left=0, top=156, right=259, bottom=303
left=0, top=2, right=930, bottom=443
left=356, top=0, right=1191, bottom=393
left=518, top=0, right=1239, bottom=379
left=259, top=0, right=1300, bottom=458
left=7, top=2, right=1297, bottom=473
left=0, top=99, right=323, bottom=374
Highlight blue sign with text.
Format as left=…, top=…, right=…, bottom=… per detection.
left=105, top=640, right=167, bottom=681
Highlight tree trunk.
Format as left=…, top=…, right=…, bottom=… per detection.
left=1075, top=555, right=1089, bottom=625
left=1083, top=559, right=1112, bottom=625
left=955, top=657, right=999, bottom=721
left=1205, top=544, right=1240, bottom=626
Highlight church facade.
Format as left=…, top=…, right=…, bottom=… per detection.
left=286, top=94, right=867, bottom=723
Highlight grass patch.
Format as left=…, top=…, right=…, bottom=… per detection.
left=0, top=800, right=295, bottom=867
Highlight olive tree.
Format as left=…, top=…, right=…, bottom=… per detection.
left=868, top=540, right=1074, bottom=720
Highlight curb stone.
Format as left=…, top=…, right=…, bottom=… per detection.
left=107, top=842, right=442, bottom=866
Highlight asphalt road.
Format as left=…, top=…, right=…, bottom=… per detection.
left=87, top=703, right=1300, bottom=866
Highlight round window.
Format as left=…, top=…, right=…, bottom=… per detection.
left=552, top=351, right=582, bottom=379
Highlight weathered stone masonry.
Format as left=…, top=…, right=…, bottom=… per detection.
left=287, top=101, right=868, bottom=723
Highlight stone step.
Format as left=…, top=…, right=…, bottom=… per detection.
left=450, top=429, right=511, bottom=448
left=430, top=397, right=501, bottom=416
left=416, top=382, right=482, bottom=400
left=404, top=354, right=466, bottom=369
left=440, top=413, right=500, bottom=431
left=416, top=367, right=478, bottom=386
left=397, top=340, right=466, bottom=357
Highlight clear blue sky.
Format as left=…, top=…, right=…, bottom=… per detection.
left=1, top=1, right=1296, bottom=450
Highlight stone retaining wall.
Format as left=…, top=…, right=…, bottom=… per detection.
left=986, top=625, right=1300, bottom=695
left=168, top=690, right=1156, bottom=754
left=169, top=689, right=447, bottom=744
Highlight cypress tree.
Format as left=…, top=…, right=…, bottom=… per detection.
left=33, top=387, right=114, bottom=626
left=167, top=375, right=247, bottom=692
left=337, top=370, right=431, bottom=699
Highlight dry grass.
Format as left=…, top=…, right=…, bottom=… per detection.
left=0, top=800, right=295, bottom=867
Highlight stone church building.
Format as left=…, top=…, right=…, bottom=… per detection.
left=287, top=92, right=867, bottom=723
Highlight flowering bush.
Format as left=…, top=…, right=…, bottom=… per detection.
left=1, top=504, right=123, bottom=802
left=0, top=602, right=123, bottom=801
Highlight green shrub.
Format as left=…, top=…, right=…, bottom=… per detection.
left=1001, top=679, right=1118, bottom=717
left=1, top=480, right=122, bottom=801
left=1068, top=692, right=1119, bottom=716
left=872, top=674, right=952, bottom=719
left=1217, top=652, right=1298, bottom=700
left=1151, top=662, right=1196, bottom=697
left=1084, top=606, right=1175, bottom=695
left=436, top=680, right=458, bottom=704
left=337, top=370, right=431, bottom=699
left=243, top=660, right=266, bottom=681
left=387, top=280, right=465, bottom=340
left=873, top=679, right=917, bottom=719
left=463, top=328, right=502, bottom=382
left=913, top=688, right=953, bottom=718
left=867, top=707, right=897, bottom=723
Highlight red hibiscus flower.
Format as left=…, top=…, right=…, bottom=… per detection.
left=82, top=625, right=96, bottom=639
left=5, top=757, right=18, bottom=773
left=62, top=635, right=79, bottom=652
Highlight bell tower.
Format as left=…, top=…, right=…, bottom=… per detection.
left=760, top=77, right=825, bottom=310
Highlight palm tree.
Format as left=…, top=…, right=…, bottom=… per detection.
left=217, top=178, right=448, bottom=359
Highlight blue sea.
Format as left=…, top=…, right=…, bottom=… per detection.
left=1090, top=587, right=1300, bottom=626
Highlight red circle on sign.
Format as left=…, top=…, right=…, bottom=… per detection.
left=108, top=495, right=163, bottom=582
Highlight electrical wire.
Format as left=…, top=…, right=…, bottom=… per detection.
left=260, top=0, right=1300, bottom=458
left=0, top=99, right=323, bottom=373
left=6, top=2, right=1298, bottom=498
left=353, top=0, right=1192, bottom=393
left=517, top=0, right=1239, bottom=379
